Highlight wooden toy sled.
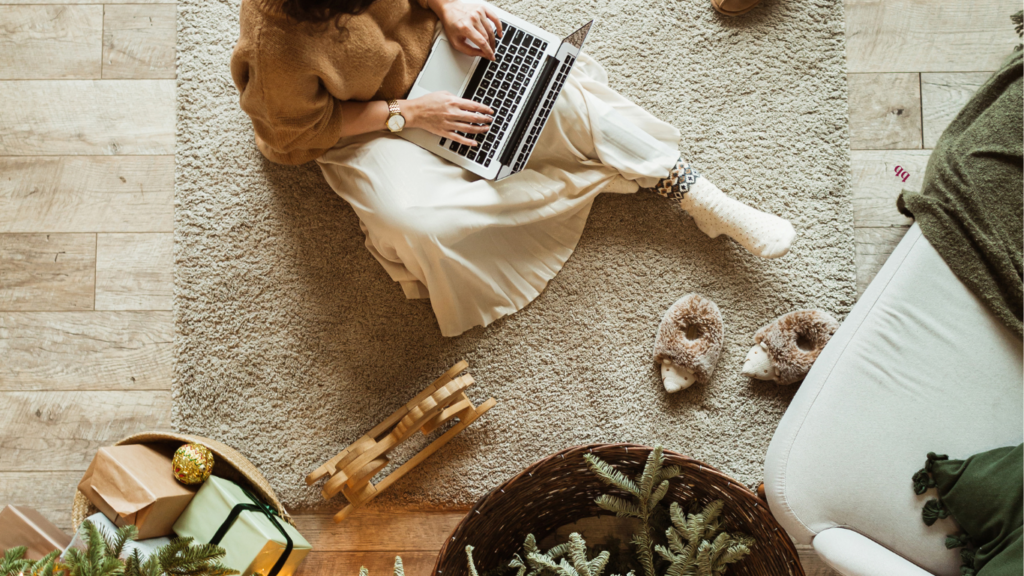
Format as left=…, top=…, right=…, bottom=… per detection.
left=305, top=361, right=495, bottom=522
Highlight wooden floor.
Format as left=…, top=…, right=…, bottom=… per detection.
left=0, top=0, right=1019, bottom=574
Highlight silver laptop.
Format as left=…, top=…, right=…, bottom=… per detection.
left=401, top=8, right=594, bottom=180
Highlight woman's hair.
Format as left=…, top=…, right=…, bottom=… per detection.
left=278, top=0, right=377, bottom=25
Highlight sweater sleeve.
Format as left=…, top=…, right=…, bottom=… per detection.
left=230, top=52, right=347, bottom=165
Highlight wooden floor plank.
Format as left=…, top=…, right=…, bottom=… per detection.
left=845, top=0, right=1021, bottom=73
left=0, top=234, right=95, bottom=311
left=0, top=156, right=174, bottom=233
left=0, top=471, right=83, bottom=533
left=2, top=0, right=173, bottom=4
left=0, top=80, right=174, bottom=156
left=0, top=390, right=172, bottom=471
left=103, top=5, right=176, bottom=79
left=296, top=551, right=437, bottom=576
left=0, top=311, right=172, bottom=391
left=855, top=227, right=911, bottom=296
left=848, top=73, right=922, bottom=150
left=921, top=72, right=990, bottom=149
left=95, top=233, right=173, bottom=310
left=294, top=510, right=468, bottom=552
left=0, top=5, right=103, bottom=80
left=851, top=150, right=930, bottom=228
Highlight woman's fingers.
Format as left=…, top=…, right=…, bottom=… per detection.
left=451, top=111, right=492, bottom=125
left=463, top=22, right=494, bottom=60
left=445, top=131, right=479, bottom=146
left=457, top=38, right=488, bottom=60
left=454, top=98, right=493, bottom=115
left=482, top=6, right=503, bottom=39
left=475, top=13, right=496, bottom=53
left=451, top=122, right=490, bottom=134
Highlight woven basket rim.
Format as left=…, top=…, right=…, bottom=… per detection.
left=71, top=430, right=290, bottom=531
left=433, top=443, right=804, bottom=576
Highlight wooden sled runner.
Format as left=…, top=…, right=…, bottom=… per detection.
left=305, top=361, right=496, bottom=522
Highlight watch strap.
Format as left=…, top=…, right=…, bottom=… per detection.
left=386, top=99, right=401, bottom=117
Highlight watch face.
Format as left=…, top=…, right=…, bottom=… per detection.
left=387, top=114, right=405, bottom=132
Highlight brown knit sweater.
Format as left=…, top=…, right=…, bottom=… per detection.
left=230, top=0, right=438, bottom=165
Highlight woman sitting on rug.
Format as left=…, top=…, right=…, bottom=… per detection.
left=230, top=0, right=796, bottom=337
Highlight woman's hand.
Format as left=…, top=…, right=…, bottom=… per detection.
left=404, top=91, right=494, bottom=146
left=430, top=0, right=504, bottom=60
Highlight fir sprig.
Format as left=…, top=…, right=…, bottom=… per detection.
left=62, top=522, right=124, bottom=576
left=1, top=547, right=34, bottom=576
left=1, top=518, right=239, bottom=576
left=586, top=447, right=681, bottom=576
left=655, top=501, right=753, bottom=576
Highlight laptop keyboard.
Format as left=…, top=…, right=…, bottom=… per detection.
left=438, top=23, right=548, bottom=168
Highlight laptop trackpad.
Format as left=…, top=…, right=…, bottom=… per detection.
left=419, top=39, right=478, bottom=94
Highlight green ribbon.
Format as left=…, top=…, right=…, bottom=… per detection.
left=210, top=489, right=293, bottom=576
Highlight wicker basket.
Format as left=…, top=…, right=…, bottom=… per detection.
left=433, top=444, right=803, bottom=576
left=71, top=431, right=291, bottom=531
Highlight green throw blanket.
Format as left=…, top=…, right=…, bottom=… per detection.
left=913, top=445, right=1023, bottom=575
left=898, top=48, right=1024, bottom=339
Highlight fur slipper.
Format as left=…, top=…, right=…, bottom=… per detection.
left=741, top=309, right=840, bottom=385
left=653, top=294, right=725, bottom=392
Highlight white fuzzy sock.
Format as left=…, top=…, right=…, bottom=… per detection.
left=679, top=177, right=796, bottom=259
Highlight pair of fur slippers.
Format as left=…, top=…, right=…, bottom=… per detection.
left=653, top=294, right=839, bottom=392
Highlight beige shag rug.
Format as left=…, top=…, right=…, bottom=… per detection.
left=175, top=0, right=854, bottom=510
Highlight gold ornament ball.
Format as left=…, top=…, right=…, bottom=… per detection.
left=172, top=443, right=214, bottom=485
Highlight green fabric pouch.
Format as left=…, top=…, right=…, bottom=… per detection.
left=913, top=445, right=1023, bottom=575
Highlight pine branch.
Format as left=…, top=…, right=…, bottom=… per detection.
left=699, top=502, right=724, bottom=539
left=568, top=535, right=591, bottom=576
left=694, top=542, right=712, bottom=576
left=710, top=545, right=749, bottom=575
left=594, top=495, right=642, bottom=519
left=587, top=551, right=609, bottom=576
left=628, top=533, right=654, bottom=576
left=2, top=546, right=33, bottom=576
left=647, top=481, right=669, bottom=510
left=80, top=521, right=107, bottom=573
left=732, top=534, right=755, bottom=550
left=557, top=559, right=579, bottom=576
left=668, top=503, right=690, bottom=542
left=525, top=554, right=559, bottom=575
left=545, top=543, right=571, bottom=562
left=638, top=448, right=663, bottom=501
left=664, top=528, right=685, bottom=557
left=652, top=546, right=674, bottom=564
left=509, top=555, right=527, bottom=576
left=105, top=525, right=139, bottom=560
left=707, top=533, right=729, bottom=567
left=584, top=455, right=640, bottom=497
left=654, top=466, right=682, bottom=487
left=28, top=551, right=62, bottom=576
left=466, top=546, right=480, bottom=576
left=523, top=536, right=539, bottom=557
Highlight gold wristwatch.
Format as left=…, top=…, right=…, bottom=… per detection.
left=385, top=99, right=406, bottom=133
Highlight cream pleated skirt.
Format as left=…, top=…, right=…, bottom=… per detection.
left=317, top=54, right=681, bottom=336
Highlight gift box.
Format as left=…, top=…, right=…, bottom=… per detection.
left=78, top=444, right=197, bottom=539
left=62, top=513, right=171, bottom=561
left=0, top=505, right=71, bottom=560
left=173, top=476, right=310, bottom=576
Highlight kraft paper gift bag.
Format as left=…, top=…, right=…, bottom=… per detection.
left=0, top=505, right=71, bottom=560
left=78, top=444, right=197, bottom=539
left=173, top=476, right=310, bottom=576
